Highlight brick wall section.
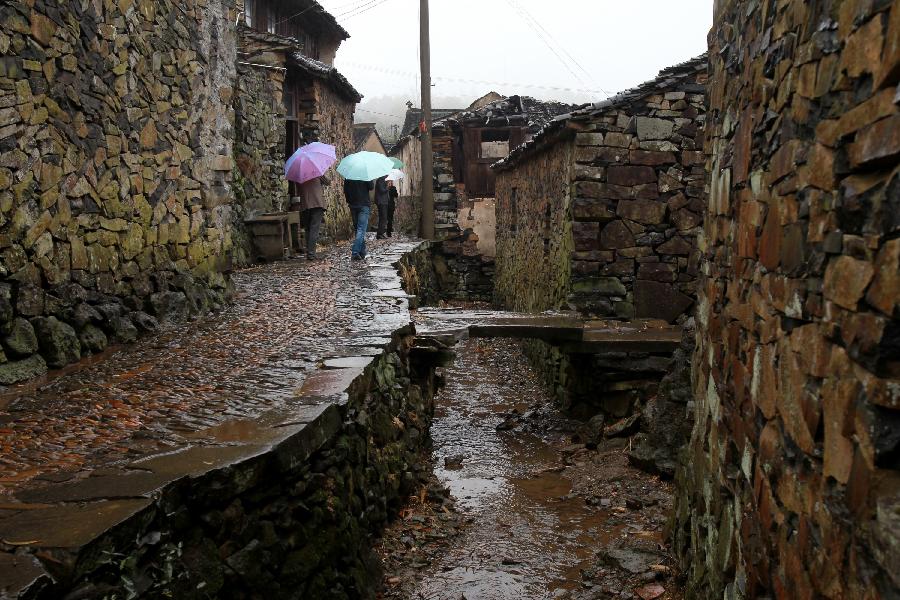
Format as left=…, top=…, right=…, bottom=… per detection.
left=673, top=1, right=900, bottom=597
left=0, top=0, right=237, bottom=384
left=494, top=141, right=575, bottom=312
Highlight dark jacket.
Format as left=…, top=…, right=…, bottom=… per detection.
left=388, top=185, right=399, bottom=203
left=374, top=177, right=390, bottom=206
left=343, top=179, right=374, bottom=208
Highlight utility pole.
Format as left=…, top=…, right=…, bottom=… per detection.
left=419, top=0, right=435, bottom=239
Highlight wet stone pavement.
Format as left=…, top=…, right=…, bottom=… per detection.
left=0, top=238, right=419, bottom=499
left=379, top=337, right=682, bottom=600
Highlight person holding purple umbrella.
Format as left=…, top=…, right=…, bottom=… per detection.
left=300, top=174, right=329, bottom=260
left=284, top=142, right=338, bottom=260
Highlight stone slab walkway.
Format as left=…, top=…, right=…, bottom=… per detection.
left=0, top=238, right=421, bottom=500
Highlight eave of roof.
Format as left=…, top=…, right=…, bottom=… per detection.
left=492, top=53, right=709, bottom=172
left=238, top=29, right=363, bottom=102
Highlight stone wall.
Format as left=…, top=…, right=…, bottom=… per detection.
left=0, top=0, right=237, bottom=384
left=494, top=140, right=575, bottom=312
left=232, top=64, right=287, bottom=265
left=493, top=58, right=707, bottom=322
left=567, top=89, right=706, bottom=321
left=674, top=1, right=900, bottom=597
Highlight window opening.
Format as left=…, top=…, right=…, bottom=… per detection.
left=244, top=0, right=254, bottom=26
left=480, top=129, right=511, bottom=159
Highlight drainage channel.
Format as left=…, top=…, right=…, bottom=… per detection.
left=379, top=337, right=683, bottom=600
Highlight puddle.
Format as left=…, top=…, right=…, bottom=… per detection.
left=408, top=338, right=623, bottom=600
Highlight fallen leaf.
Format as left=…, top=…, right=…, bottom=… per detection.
left=2, top=539, right=40, bottom=546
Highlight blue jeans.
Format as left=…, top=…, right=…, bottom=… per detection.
left=350, top=205, right=370, bottom=257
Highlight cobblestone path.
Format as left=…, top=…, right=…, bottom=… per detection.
left=0, top=238, right=418, bottom=498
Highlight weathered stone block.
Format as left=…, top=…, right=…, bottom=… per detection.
left=823, top=255, right=875, bottom=310
left=3, top=317, right=38, bottom=358
left=32, top=316, right=81, bottom=368
left=634, top=281, right=692, bottom=323
left=616, top=199, right=667, bottom=224
left=635, top=117, right=674, bottom=140
left=0, top=354, right=47, bottom=385
left=573, top=199, right=616, bottom=222
left=607, top=166, right=657, bottom=187
left=600, top=220, right=636, bottom=249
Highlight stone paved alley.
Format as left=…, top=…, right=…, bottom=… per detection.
left=0, top=239, right=415, bottom=498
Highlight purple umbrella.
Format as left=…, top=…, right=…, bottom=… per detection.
left=285, top=142, right=337, bottom=184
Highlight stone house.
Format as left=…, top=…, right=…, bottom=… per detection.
left=392, top=94, right=576, bottom=300
left=232, top=0, right=362, bottom=260
left=352, top=123, right=387, bottom=154
left=492, top=56, right=708, bottom=321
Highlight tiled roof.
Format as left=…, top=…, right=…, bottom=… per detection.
left=437, top=95, right=579, bottom=134
left=493, top=54, right=709, bottom=171
left=291, top=52, right=362, bottom=102
left=238, top=29, right=362, bottom=102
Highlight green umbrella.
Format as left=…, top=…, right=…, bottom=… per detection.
left=390, top=157, right=404, bottom=169
left=337, top=151, right=394, bottom=181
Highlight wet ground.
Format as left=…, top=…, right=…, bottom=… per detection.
left=0, top=238, right=416, bottom=497
left=379, top=338, right=682, bottom=600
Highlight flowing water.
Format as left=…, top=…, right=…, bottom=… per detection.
left=407, top=338, right=627, bottom=600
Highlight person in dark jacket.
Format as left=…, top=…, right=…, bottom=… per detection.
left=344, top=178, right=374, bottom=260
left=374, top=176, right=391, bottom=239
left=387, top=180, right=399, bottom=237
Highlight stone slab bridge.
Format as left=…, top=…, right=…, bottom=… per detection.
left=413, top=308, right=682, bottom=354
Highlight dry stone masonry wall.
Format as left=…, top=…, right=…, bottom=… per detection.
left=494, top=141, right=575, bottom=313
left=494, top=58, right=708, bottom=322
left=0, top=0, right=238, bottom=383
left=232, top=64, right=287, bottom=265
left=674, top=0, right=900, bottom=597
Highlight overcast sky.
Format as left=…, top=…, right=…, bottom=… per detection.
left=320, top=0, right=713, bottom=125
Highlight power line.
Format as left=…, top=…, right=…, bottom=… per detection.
left=337, top=0, right=392, bottom=22
left=509, top=0, right=612, bottom=97
left=274, top=0, right=367, bottom=27
left=339, top=61, right=605, bottom=96
left=504, top=0, right=585, bottom=87
left=356, top=108, right=406, bottom=119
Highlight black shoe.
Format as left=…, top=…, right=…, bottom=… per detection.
left=351, top=253, right=363, bottom=261
left=387, top=232, right=393, bottom=237
left=376, top=235, right=386, bottom=240
left=307, top=254, right=318, bottom=261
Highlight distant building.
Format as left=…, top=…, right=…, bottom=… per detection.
left=352, top=123, right=387, bottom=154
left=391, top=93, right=577, bottom=300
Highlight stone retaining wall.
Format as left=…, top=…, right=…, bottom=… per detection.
left=0, top=244, right=442, bottom=600
left=674, top=1, right=900, bottom=597
left=0, top=0, right=238, bottom=384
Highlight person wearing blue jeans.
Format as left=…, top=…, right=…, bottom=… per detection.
left=344, top=178, right=374, bottom=260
